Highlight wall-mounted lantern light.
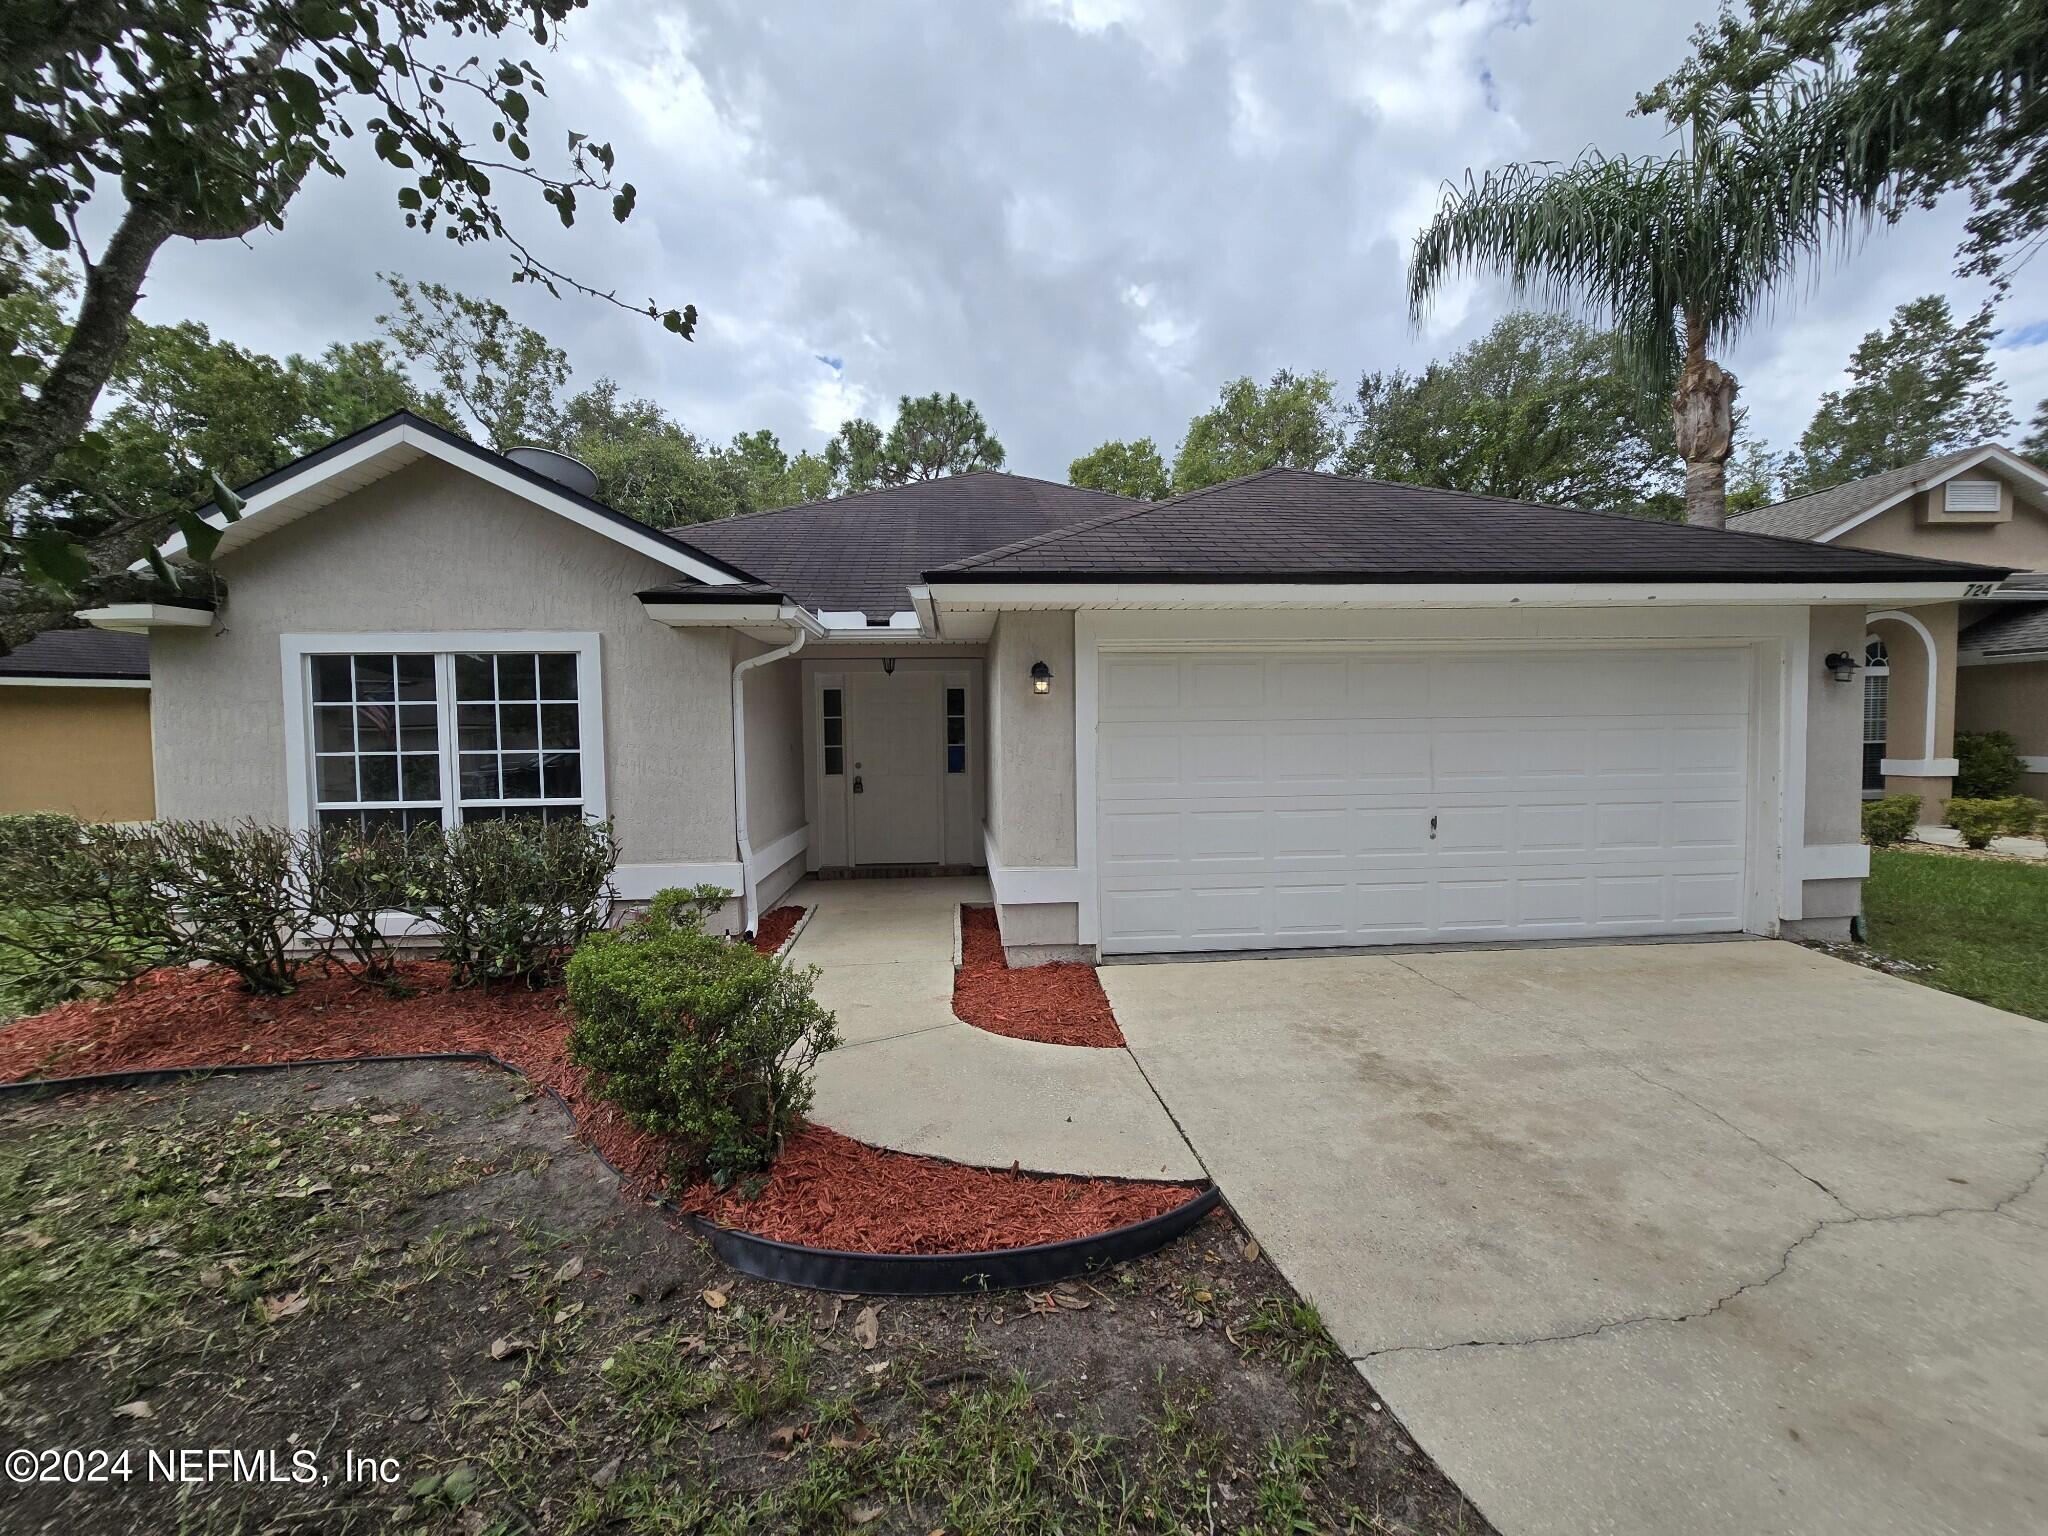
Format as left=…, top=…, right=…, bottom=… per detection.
left=1823, top=651, right=1858, bottom=683
left=1030, top=661, right=1053, bottom=696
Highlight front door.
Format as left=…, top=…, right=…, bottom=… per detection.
left=846, top=670, right=944, bottom=865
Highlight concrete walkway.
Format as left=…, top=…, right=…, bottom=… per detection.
left=1106, top=941, right=2048, bottom=1536
left=788, top=877, right=1202, bottom=1182
left=1912, top=824, right=2047, bottom=859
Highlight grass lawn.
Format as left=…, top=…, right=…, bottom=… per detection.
left=1862, top=848, right=2048, bottom=1021
left=0, top=1060, right=1488, bottom=1535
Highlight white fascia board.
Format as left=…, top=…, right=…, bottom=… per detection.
left=1815, top=445, right=2048, bottom=543
left=1880, top=757, right=1960, bottom=777
left=908, top=584, right=939, bottom=637
left=925, top=580, right=1995, bottom=610
left=145, top=423, right=740, bottom=586
left=641, top=600, right=825, bottom=637
left=78, top=603, right=214, bottom=633
left=1958, top=648, right=2048, bottom=666
left=0, top=674, right=150, bottom=689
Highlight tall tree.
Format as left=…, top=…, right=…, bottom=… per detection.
left=1638, top=0, right=2047, bottom=287
left=553, top=380, right=739, bottom=525
left=824, top=418, right=889, bottom=496
left=1069, top=438, right=1172, bottom=501
left=378, top=277, right=569, bottom=451
left=1, top=0, right=689, bottom=591
left=1339, top=313, right=1677, bottom=513
left=1724, top=436, right=1785, bottom=512
left=882, top=392, right=1006, bottom=481
left=1171, top=371, right=1344, bottom=493
left=1786, top=296, right=2014, bottom=493
left=728, top=429, right=831, bottom=512
left=1409, top=88, right=1894, bottom=527
left=290, top=341, right=464, bottom=442
left=823, top=394, right=1004, bottom=494
left=2023, top=400, right=2048, bottom=467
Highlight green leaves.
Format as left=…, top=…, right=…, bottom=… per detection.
left=612, top=183, right=637, bottom=223
left=19, top=529, right=90, bottom=592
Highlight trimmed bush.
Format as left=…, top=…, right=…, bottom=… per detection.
left=567, top=886, right=838, bottom=1184
left=1954, top=731, right=2025, bottom=799
left=149, top=820, right=310, bottom=993
left=1860, top=794, right=1921, bottom=848
left=302, top=825, right=424, bottom=986
left=416, top=816, right=618, bottom=987
left=0, top=814, right=178, bottom=1011
left=1944, top=796, right=2041, bottom=850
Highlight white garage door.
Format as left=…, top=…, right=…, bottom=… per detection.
left=1095, top=648, right=1752, bottom=954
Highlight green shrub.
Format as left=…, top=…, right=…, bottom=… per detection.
left=149, top=820, right=310, bottom=994
left=1953, top=731, right=2025, bottom=799
left=1943, top=796, right=2041, bottom=850
left=1861, top=794, right=1921, bottom=848
left=302, top=825, right=425, bottom=986
left=0, top=815, right=180, bottom=1011
left=566, top=888, right=837, bottom=1184
left=415, top=817, right=618, bottom=987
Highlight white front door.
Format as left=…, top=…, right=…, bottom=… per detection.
left=846, top=670, right=944, bottom=865
left=1095, top=647, right=1752, bottom=954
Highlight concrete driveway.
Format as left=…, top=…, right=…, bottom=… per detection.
left=1104, top=940, right=2048, bottom=1536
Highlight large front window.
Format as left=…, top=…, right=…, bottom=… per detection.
left=297, top=639, right=599, bottom=835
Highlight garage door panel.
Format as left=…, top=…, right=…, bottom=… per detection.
left=1096, top=648, right=1752, bottom=954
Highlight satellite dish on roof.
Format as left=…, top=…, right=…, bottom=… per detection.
left=506, top=445, right=600, bottom=499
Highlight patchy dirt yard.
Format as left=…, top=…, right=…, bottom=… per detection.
left=0, top=1062, right=1491, bottom=1535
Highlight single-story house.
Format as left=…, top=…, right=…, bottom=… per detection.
left=0, top=625, right=155, bottom=821
left=86, top=412, right=2008, bottom=957
left=1731, top=444, right=2048, bottom=808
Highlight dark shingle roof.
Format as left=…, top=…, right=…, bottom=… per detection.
left=1960, top=602, right=2048, bottom=659
left=929, top=468, right=2011, bottom=584
left=1727, top=447, right=1991, bottom=541
left=673, top=474, right=1136, bottom=618
left=0, top=626, right=150, bottom=680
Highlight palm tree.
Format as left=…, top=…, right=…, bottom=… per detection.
left=1409, top=89, right=1892, bottom=528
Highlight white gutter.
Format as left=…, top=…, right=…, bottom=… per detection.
left=730, top=613, right=817, bottom=935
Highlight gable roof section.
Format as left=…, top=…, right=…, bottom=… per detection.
left=930, top=468, right=2011, bottom=586
left=1959, top=601, right=2048, bottom=661
left=0, top=625, right=150, bottom=680
left=1728, top=445, right=2048, bottom=543
left=674, top=473, right=1136, bottom=619
left=143, top=411, right=757, bottom=587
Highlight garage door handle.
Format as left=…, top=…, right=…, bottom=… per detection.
left=1429, top=813, right=1437, bottom=840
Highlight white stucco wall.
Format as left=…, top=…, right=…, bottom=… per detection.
left=150, top=458, right=739, bottom=875
left=985, top=611, right=1082, bottom=955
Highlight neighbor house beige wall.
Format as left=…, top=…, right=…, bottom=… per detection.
left=0, top=686, right=155, bottom=821
left=1834, top=477, right=2048, bottom=568
left=149, top=457, right=739, bottom=870
left=1956, top=659, right=2048, bottom=800
left=985, top=610, right=1081, bottom=957
left=1870, top=603, right=1958, bottom=817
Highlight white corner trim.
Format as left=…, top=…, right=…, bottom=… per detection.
left=753, top=825, right=810, bottom=878
left=2020, top=756, right=2048, bottom=773
left=1802, top=843, right=1871, bottom=882
left=78, top=603, right=213, bottom=633
left=1814, top=445, right=2048, bottom=542
left=981, top=823, right=1083, bottom=907
left=613, top=861, right=746, bottom=902
left=0, top=674, right=150, bottom=689
left=278, top=631, right=606, bottom=834
left=1879, top=757, right=1959, bottom=777
left=144, top=422, right=740, bottom=586
left=1867, top=609, right=1944, bottom=763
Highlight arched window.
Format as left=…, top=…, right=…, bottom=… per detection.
left=1861, top=634, right=1889, bottom=795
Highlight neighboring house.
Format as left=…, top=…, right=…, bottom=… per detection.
left=0, top=625, right=155, bottom=820
left=1732, top=446, right=2048, bottom=808
left=85, top=412, right=2003, bottom=956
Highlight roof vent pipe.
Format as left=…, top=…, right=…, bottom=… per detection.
left=506, top=445, right=600, bottom=499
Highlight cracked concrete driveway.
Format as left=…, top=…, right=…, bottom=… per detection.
left=1104, top=939, right=2048, bottom=1536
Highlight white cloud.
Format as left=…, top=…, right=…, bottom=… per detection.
left=125, top=0, right=2048, bottom=484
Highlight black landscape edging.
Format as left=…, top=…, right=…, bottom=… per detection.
left=0, top=1053, right=1218, bottom=1295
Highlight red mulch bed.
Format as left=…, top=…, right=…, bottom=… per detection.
left=0, top=960, right=1190, bottom=1253
left=751, top=905, right=805, bottom=955
left=952, top=906, right=1125, bottom=1048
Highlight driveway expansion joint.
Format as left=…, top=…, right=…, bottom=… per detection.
left=1352, top=1138, right=2048, bottom=1363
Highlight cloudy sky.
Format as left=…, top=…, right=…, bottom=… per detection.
left=141, top=0, right=2047, bottom=481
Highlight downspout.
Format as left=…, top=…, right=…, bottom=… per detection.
left=731, top=622, right=809, bottom=936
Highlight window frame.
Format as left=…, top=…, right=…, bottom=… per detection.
left=281, top=632, right=606, bottom=835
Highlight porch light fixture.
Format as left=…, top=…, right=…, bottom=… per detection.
left=1823, top=651, right=1858, bottom=683
left=1030, top=661, right=1053, bottom=695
